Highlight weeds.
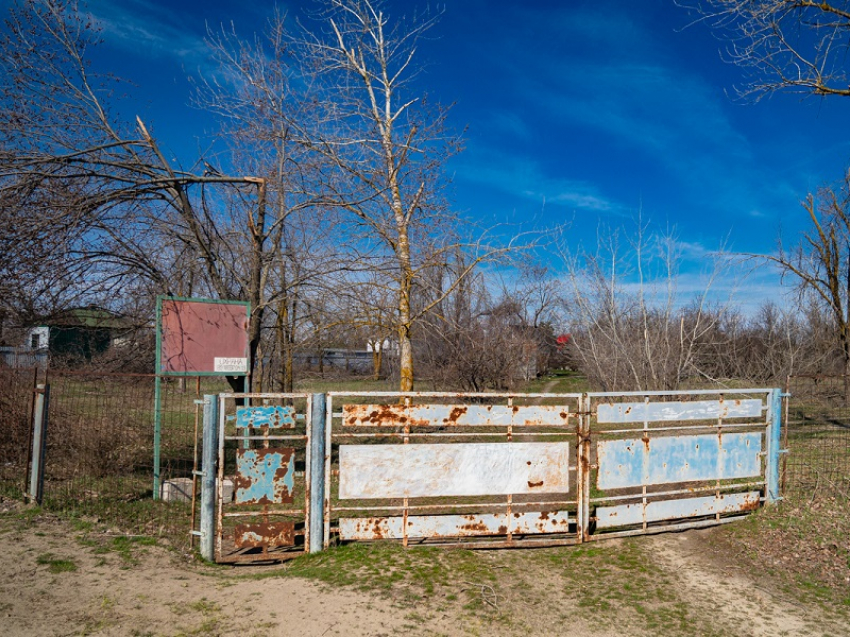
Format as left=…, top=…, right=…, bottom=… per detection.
left=36, top=552, right=77, bottom=573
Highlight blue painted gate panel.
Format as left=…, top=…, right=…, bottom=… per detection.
left=234, top=448, right=295, bottom=504
left=236, top=406, right=296, bottom=428
left=597, top=432, right=762, bottom=490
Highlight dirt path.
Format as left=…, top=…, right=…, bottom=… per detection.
left=645, top=531, right=825, bottom=637
left=2, top=509, right=845, bottom=637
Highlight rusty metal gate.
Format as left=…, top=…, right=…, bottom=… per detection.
left=325, top=391, right=584, bottom=548
left=215, top=393, right=314, bottom=563
left=200, top=387, right=782, bottom=561
left=323, top=388, right=782, bottom=548
left=583, top=388, right=781, bottom=541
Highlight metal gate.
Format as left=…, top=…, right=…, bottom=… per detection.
left=215, top=393, right=314, bottom=563
left=324, top=391, right=584, bottom=549
left=200, top=387, right=782, bottom=561
left=323, top=388, right=782, bottom=548
left=584, top=388, right=781, bottom=541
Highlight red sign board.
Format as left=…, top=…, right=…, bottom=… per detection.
left=158, top=297, right=250, bottom=375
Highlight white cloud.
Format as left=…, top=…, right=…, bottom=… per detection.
left=455, top=147, right=623, bottom=214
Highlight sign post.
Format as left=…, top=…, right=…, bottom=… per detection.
left=154, top=296, right=250, bottom=499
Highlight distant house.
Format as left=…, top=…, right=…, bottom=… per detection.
left=25, top=307, right=131, bottom=363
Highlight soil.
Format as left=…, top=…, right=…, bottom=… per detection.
left=2, top=501, right=848, bottom=637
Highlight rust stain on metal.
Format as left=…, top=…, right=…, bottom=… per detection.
left=343, top=404, right=405, bottom=427
left=528, top=480, right=544, bottom=488
left=642, top=435, right=650, bottom=451
left=234, top=521, right=295, bottom=548
left=460, top=521, right=490, bottom=533
left=739, top=492, right=761, bottom=511
left=234, top=448, right=295, bottom=505
left=447, top=406, right=468, bottom=424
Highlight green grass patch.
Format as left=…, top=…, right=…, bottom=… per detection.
left=36, top=552, right=78, bottom=573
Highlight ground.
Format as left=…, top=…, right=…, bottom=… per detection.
left=2, top=499, right=848, bottom=637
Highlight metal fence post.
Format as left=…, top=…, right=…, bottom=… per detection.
left=766, top=388, right=783, bottom=503
left=200, top=394, right=219, bottom=561
left=28, top=383, right=50, bottom=505
left=153, top=375, right=162, bottom=499
left=309, top=393, right=327, bottom=554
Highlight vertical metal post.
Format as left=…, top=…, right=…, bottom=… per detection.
left=153, top=374, right=162, bottom=499
left=200, top=394, right=219, bottom=561
left=579, top=393, right=591, bottom=542
left=766, top=388, right=783, bottom=503
left=309, top=393, right=327, bottom=554
left=28, top=384, right=50, bottom=505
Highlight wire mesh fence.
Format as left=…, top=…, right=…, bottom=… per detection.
left=0, top=368, right=231, bottom=550
left=0, top=368, right=38, bottom=500
left=784, top=375, right=850, bottom=499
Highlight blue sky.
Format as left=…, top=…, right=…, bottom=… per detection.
left=11, top=0, right=850, bottom=310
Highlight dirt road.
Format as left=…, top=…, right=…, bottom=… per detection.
left=1, top=507, right=846, bottom=637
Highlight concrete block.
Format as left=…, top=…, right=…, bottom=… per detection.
left=161, top=477, right=234, bottom=503
left=161, top=477, right=192, bottom=502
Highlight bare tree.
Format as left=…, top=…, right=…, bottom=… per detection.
left=560, top=222, right=731, bottom=391
left=680, top=0, right=850, bottom=100
left=0, top=0, right=277, bottom=390
left=765, top=170, right=850, bottom=397
left=296, top=0, right=505, bottom=391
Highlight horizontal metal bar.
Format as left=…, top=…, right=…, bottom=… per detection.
left=219, top=392, right=311, bottom=399
left=216, top=550, right=305, bottom=564
left=595, top=492, right=761, bottom=529
left=338, top=535, right=582, bottom=550
left=587, top=389, right=772, bottom=398
left=328, top=391, right=583, bottom=398
left=586, top=515, right=749, bottom=540
left=192, top=470, right=205, bottom=477
left=190, top=530, right=203, bottom=536
left=223, top=435, right=307, bottom=441
left=589, top=481, right=766, bottom=503
left=331, top=431, right=577, bottom=439
left=331, top=498, right=579, bottom=513
left=222, top=509, right=305, bottom=518
left=596, top=398, right=763, bottom=424
left=595, top=422, right=765, bottom=435
left=340, top=510, right=572, bottom=540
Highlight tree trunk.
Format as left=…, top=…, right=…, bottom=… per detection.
left=276, top=298, right=295, bottom=393
left=372, top=344, right=383, bottom=381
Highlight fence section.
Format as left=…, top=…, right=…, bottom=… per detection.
left=585, top=389, right=777, bottom=540
left=325, top=392, right=584, bottom=549
left=317, top=389, right=780, bottom=554
left=215, top=393, right=314, bottom=563
left=0, top=368, right=39, bottom=500
left=0, top=370, right=229, bottom=549
left=785, top=375, right=850, bottom=498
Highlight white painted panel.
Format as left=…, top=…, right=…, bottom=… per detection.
left=595, top=491, right=761, bottom=528
left=597, top=398, right=763, bottom=423
left=339, top=510, right=571, bottom=540
left=339, top=442, right=570, bottom=499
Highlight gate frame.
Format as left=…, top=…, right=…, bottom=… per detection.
left=582, top=387, right=782, bottom=542
left=324, top=390, right=585, bottom=550
left=198, top=387, right=784, bottom=561
left=214, top=392, right=315, bottom=564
